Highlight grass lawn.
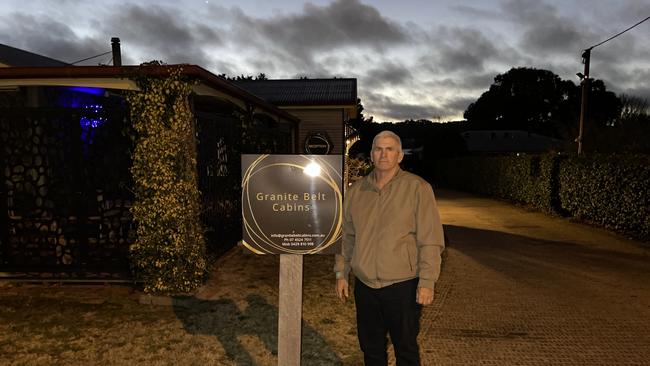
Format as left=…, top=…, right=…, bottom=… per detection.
left=0, top=250, right=364, bottom=365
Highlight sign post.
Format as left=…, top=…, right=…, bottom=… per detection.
left=278, top=254, right=303, bottom=364
left=241, top=154, right=343, bottom=365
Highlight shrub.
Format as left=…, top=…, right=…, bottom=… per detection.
left=345, top=157, right=371, bottom=187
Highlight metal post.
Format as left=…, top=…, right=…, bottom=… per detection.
left=577, top=48, right=591, bottom=155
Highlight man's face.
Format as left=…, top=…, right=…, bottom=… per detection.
left=371, top=136, right=404, bottom=173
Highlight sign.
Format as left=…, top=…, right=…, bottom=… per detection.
left=304, top=132, right=332, bottom=154
left=241, top=154, right=343, bottom=254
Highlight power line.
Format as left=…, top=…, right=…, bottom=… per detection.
left=100, top=54, right=114, bottom=65
left=69, top=50, right=112, bottom=65
left=587, top=15, right=650, bottom=50
left=576, top=15, right=650, bottom=155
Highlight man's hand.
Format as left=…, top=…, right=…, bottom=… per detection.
left=335, top=279, right=349, bottom=303
left=416, top=287, right=434, bottom=305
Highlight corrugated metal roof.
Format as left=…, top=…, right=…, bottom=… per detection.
left=234, top=78, right=357, bottom=106
left=0, top=44, right=68, bottom=67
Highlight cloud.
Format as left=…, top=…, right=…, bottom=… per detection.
left=0, top=12, right=106, bottom=64
left=436, top=27, right=501, bottom=72
left=443, top=96, right=476, bottom=116
left=614, top=2, right=650, bottom=24
left=596, top=64, right=650, bottom=101
left=502, top=0, right=584, bottom=54
left=435, top=72, right=497, bottom=91
left=363, top=91, right=445, bottom=121
left=415, top=24, right=523, bottom=77
left=0, top=4, right=224, bottom=67
left=1, top=0, right=646, bottom=122
left=623, top=86, right=650, bottom=103
left=104, top=4, right=223, bottom=66
left=450, top=4, right=501, bottom=19
left=224, top=0, right=409, bottom=71
left=363, top=61, right=413, bottom=89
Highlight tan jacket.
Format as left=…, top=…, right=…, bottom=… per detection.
left=334, top=168, right=445, bottom=289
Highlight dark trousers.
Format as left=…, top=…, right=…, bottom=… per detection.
left=354, top=278, right=422, bottom=366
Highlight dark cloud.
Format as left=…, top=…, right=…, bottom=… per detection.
left=363, top=61, right=412, bottom=89
left=437, top=27, right=500, bottom=72
left=416, top=25, right=522, bottom=76
left=2, top=0, right=646, bottom=122
left=427, top=70, right=496, bottom=92
left=465, top=72, right=497, bottom=90
left=614, top=2, right=650, bottom=24
left=450, top=4, right=500, bottom=19
left=522, top=23, right=582, bottom=53
left=363, top=92, right=444, bottom=122
left=592, top=62, right=635, bottom=87
left=445, top=72, right=497, bottom=90
left=104, top=4, right=222, bottom=66
left=443, top=96, right=476, bottom=115
left=502, top=0, right=584, bottom=54
left=245, top=57, right=278, bottom=76
left=0, top=12, right=106, bottom=64
left=225, top=0, right=409, bottom=70
left=595, top=64, right=650, bottom=99
left=623, top=86, right=650, bottom=103
left=0, top=5, right=224, bottom=67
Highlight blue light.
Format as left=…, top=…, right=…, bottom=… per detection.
left=64, top=86, right=105, bottom=96
left=80, top=104, right=106, bottom=130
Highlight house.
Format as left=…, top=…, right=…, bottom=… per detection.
left=0, top=43, right=69, bottom=67
left=235, top=78, right=357, bottom=155
left=461, top=130, right=570, bottom=154
left=0, top=41, right=359, bottom=278
left=0, top=63, right=300, bottom=278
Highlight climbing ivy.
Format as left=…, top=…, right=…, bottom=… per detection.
left=126, top=64, right=207, bottom=293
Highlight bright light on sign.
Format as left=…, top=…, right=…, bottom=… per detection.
left=303, top=162, right=321, bottom=177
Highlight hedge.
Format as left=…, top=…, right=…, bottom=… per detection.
left=559, top=154, right=649, bottom=241
left=434, top=154, right=560, bottom=213
left=434, top=153, right=649, bottom=242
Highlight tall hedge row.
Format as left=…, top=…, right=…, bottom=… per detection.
left=434, top=154, right=649, bottom=241
left=434, top=154, right=559, bottom=213
left=558, top=154, right=649, bottom=241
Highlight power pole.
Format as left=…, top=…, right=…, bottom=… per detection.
left=576, top=15, right=650, bottom=155
left=577, top=48, right=591, bottom=155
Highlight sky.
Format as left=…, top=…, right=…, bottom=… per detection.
left=1, top=0, right=649, bottom=122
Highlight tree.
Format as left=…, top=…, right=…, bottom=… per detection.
left=217, top=73, right=268, bottom=81
left=463, top=67, right=622, bottom=141
left=617, top=94, right=649, bottom=126
left=347, top=98, right=375, bottom=156
left=591, top=93, right=650, bottom=153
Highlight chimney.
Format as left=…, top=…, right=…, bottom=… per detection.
left=111, top=37, right=122, bottom=66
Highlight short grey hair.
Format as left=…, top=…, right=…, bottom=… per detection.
left=371, top=130, right=402, bottom=152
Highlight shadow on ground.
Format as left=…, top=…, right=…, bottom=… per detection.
left=444, top=224, right=650, bottom=288
left=172, top=294, right=342, bottom=366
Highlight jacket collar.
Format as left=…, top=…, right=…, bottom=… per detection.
left=364, top=167, right=403, bottom=192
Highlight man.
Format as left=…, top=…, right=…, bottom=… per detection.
left=334, top=130, right=445, bottom=366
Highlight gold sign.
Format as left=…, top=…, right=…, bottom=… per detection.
left=241, top=154, right=343, bottom=254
